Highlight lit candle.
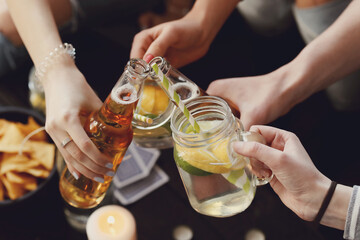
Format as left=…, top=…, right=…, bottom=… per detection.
left=86, top=205, right=136, bottom=240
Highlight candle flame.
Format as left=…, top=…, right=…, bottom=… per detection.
left=107, top=215, right=115, bottom=225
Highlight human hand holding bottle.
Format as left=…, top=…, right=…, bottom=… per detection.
left=44, top=60, right=114, bottom=182
left=232, top=125, right=352, bottom=230
left=130, top=0, right=239, bottom=67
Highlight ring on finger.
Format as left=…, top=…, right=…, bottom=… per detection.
left=61, top=137, right=73, bottom=148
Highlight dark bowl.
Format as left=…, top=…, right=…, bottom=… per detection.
left=0, top=106, right=58, bottom=210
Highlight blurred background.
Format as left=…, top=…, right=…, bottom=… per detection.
left=1, top=0, right=360, bottom=239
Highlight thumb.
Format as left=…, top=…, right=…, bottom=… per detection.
left=232, top=141, right=282, bottom=171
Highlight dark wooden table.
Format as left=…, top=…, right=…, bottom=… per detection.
left=1, top=10, right=358, bottom=240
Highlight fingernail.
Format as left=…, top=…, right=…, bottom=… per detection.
left=94, top=177, right=105, bottom=183
left=106, top=171, right=115, bottom=177
left=105, top=163, right=113, bottom=169
left=72, top=171, right=79, bottom=180
left=144, top=54, right=154, bottom=63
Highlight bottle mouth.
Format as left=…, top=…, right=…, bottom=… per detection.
left=171, top=96, right=234, bottom=147
left=127, top=58, right=150, bottom=79
left=148, top=56, right=170, bottom=78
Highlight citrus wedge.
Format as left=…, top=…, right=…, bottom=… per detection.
left=138, top=85, right=155, bottom=115
left=153, top=87, right=169, bottom=115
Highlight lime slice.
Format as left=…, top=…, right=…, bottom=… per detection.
left=174, top=148, right=212, bottom=176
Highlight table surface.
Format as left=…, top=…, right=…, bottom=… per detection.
left=1, top=10, right=359, bottom=240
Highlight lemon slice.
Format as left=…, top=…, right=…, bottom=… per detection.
left=138, top=85, right=155, bottom=115
left=153, top=86, right=169, bottom=115
left=175, top=144, right=232, bottom=174
left=174, top=147, right=212, bottom=176
left=175, top=120, right=248, bottom=174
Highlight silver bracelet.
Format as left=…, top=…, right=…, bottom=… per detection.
left=34, top=43, right=76, bottom=90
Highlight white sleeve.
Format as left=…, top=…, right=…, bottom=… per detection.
left=344, top=186, right=360, bottom=240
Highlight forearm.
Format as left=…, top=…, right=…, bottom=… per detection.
left=321, top=184, right=352, bottom=230
left=5, top=0, right=67, bottom=67
left=184, top=0, right=240, bottom=42
left=281, top=0, right=360, bottom=105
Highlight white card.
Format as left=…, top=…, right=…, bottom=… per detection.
left=114, top=165, right=169, bottom=205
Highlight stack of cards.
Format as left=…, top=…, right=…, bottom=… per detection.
left=113, top=142, right=169, bottom=205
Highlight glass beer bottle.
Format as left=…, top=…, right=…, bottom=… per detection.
left=59, top=59, right=150, bottom=209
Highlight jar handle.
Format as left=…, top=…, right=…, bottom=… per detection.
left=235, top=119, right=274, bottom=186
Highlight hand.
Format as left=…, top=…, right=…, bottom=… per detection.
left=232, top=125, right=331, bottom=221
left=206, top=68, right=300, bottom=130
left=130, top=16, right=213, bottom=68
left=43, top=62, right=114, bottom=182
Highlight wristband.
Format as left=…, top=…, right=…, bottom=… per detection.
left=313, top=181, right=337, bottom=227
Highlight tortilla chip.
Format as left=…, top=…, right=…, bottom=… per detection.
left=6, top=171, right=37, bottom=185
left=6, top=172, right=39, bottom=191
left=16, top=117, right=47, bottom=141
left=0, top=119, right=10, bottom=137
left=27, top=141, right=55, bottom=170
left=21, top=167, right=50, bottom=178
left=0, top=154, right=39, bottom=174
left=0, top=175, right=26, bottom=200
left=0, top=145, right=31, bottom=153
left=0, top=117, right=54, bottom=201
left=0, top=124, right=25, bottom=146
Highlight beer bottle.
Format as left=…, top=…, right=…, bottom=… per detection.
left=59, top=59, right=150, bottom=209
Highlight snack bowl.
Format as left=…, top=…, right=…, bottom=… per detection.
left=0, top=106, right=58, bottom=211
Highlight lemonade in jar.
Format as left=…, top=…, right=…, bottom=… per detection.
left=171, top=96, right=271, bottom=217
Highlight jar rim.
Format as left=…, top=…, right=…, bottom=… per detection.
left=171, top=96, right=233, bottom=147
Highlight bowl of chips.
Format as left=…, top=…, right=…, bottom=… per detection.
left=0, top=106, right=57, bottom=209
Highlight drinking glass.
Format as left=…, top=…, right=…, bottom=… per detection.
left=171, top=96, right=272, bottom=217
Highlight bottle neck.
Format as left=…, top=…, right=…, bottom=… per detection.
left=98, top=58, right=149, bottom=126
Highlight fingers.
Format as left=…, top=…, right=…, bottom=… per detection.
left=143, top=31, right=173, bottom=61
left=67, top=118, right=113, bottom=168
left=46, top=117, right=114, bottom=182
left=130, top=29, right=155, bottom=59
left=131, top=26, right=176, bottom=62
left=232, top=141, right=283, bottom=171
left=249, top=125, right=290, bottom=151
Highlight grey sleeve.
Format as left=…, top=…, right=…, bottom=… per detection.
left=344, top=186, right=360, bottom=239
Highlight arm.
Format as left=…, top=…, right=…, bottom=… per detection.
left=233, top=125, right=352, bottom=230
left=130, top=0, right=239, bottom=67
left=207, top=0, right=360, bottom=129
left=6, top=0, right=113, bottom=181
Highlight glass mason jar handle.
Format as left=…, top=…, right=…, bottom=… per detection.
left=235, top=119, right=274, bottom=186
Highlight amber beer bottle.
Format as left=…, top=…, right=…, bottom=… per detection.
left=59, top=59, right=149, bottom=209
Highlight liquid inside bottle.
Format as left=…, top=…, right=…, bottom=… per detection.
left=59, top=59, right=149, bottom=209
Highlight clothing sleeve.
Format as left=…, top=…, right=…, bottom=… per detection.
left=344, top=185, right=360, bottom=239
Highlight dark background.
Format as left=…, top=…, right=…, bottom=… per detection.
left=1, top=6, right=360, bottom=240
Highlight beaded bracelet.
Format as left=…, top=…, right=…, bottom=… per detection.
left=34, top=43, right=76, bottom=90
